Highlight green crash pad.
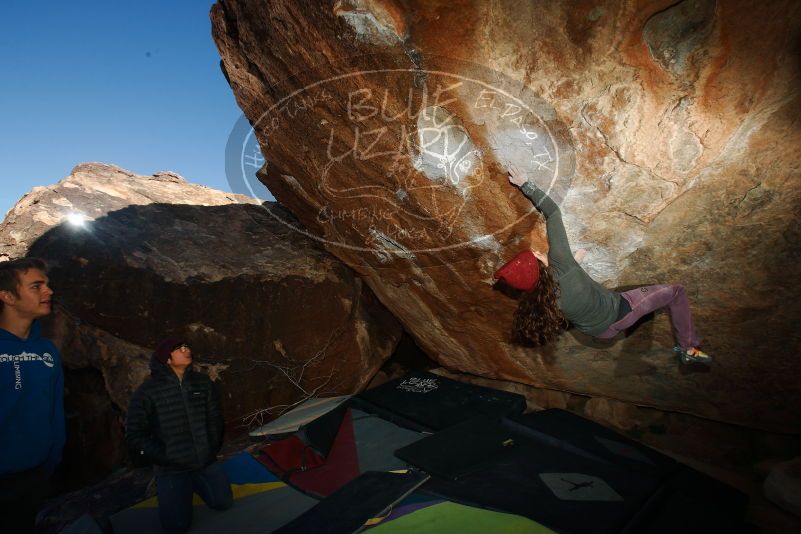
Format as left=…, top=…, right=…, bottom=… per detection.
left=369, top=501, right=553, bottom=533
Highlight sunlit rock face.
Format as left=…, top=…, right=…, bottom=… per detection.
left=0, top=163, right=401, bottom=486
left=211, top=0, right=801, bottom=433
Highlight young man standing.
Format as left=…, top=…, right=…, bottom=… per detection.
left=126, top=337, right=232, bottom=534
left=0, top=258, right=65, bottom=534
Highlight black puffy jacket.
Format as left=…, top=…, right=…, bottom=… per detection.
left=126, top=356, right=224, bottom=471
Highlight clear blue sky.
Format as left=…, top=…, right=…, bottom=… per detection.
left=0, top=0, right=272, bottom=218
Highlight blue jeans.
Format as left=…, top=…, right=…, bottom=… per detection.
left=156, top=461, right=233, bottom=534
left=596, top=284, right=701, bottom=350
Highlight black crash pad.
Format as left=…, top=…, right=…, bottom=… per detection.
left=351, top=372, right=526, bottom=432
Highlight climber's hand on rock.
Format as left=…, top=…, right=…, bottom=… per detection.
left=508, top=164, right=528, bottom=187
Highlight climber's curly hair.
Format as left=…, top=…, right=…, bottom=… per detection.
left=511, top=260, right=568, bottom=346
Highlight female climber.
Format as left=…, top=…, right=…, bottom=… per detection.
left=495, top=165, right=711, bottom=364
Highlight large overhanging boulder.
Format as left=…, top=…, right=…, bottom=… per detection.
left=0, top=162, right=402, bottom=485
left=211, top=0, right=801, bottom=433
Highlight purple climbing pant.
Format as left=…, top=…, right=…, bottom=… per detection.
left=596, top=284, right=701, bottom=350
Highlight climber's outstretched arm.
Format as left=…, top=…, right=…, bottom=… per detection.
left=508, top=165, right=575, bottom=270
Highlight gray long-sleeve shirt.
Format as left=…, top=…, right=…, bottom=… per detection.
left=519, top=182, right=620, bottom=336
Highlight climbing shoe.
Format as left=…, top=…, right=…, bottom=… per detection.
left=674, top=346, right=712, bottom=364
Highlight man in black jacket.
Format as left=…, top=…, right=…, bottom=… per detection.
left=126, top=337, right=232, bottom=533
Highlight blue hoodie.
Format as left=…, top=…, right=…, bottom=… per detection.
left=0, top=320, right=65, bottom=475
